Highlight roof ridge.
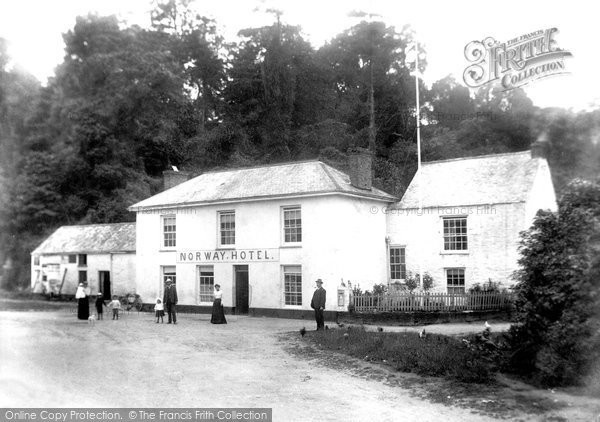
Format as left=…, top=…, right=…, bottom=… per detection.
left=198, top=159, right=323, bottom=176
left=60, top=222, right=136, bottom=229
left=319, top=162, right=344, bottom=191
left=423, top=150, right=532, bottom=166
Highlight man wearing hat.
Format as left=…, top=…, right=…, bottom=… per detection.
left=163, top=278, right=178, bottom=324
left=310, top=279, right=326, bottom=330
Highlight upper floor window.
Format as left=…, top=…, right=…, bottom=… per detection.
left=162, top=215, right=176, bottom=248
left=78, top=254, right=87, bottom=267
left=68, top=255, right=77, bottom=264
left=33, top=256, right=40, bottom=266
left=389, top=247, right=406, bottom=280
left=446, top=268, right=465, bottom=294
left=219, top=211, right=235, bottom=246
left=283, top=206, right=302, bottom=244
left=443, top=217, right=468, bottom=251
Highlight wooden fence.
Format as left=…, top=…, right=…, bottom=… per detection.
left=351, top=291, right=514, bottom=313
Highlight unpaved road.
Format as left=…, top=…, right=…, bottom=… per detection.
left=0, top=307, right=596, bottom=421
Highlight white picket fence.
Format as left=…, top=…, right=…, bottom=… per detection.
left=351, top=291, right=514, bottom=312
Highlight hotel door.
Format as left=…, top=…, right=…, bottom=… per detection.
left=99, top=271, right=111, bottom=299
left=234, top=265, right=249, bottom=315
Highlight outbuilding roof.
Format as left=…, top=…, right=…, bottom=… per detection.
left=398, top=150, right=547, bottom=208
left=32, top=222, right=136, bottom=255
left=129, top=161, right=396, bottom=210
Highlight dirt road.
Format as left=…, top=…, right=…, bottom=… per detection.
left=3, top=305, right=599, bottom=421
left=0, top=309, right=506, bottom=422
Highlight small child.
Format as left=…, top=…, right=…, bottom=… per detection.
left=154, top=298, right=164, bottom=323
left=108, top=295, right=121, bottom=320
left=95, top=291, right=107, bottom=320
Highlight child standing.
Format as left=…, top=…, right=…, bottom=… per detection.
left=95, top=291, right=107, bottom=320
left=109, top=295, right=121, bottom=320
left=154, top=298, right=164, bottom=323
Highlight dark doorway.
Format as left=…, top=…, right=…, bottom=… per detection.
left=99, top=271, right=111, bottom=299
left=234, top=265, right=249, bottom=315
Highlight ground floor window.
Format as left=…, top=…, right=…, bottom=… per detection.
left=78, top=270, right=87, bottom=284
left=161, top=265, right=176, bottom=287
left=389, top=246, right=406, bottom=280
left=446, top=268, right=465, bottom=294
left=197, top=265, right=214, bottom=302
left=283, top=265, right=302, bottom=306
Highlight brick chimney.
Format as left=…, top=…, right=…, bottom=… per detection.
left=163, top=170, right=191, bottom=191
left=347, top=148, right=373, bottom=190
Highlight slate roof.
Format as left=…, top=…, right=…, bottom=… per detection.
left=32, top=223, right=136, bottom=255
left=397, top=151, right=545, bottom=208
left=129, top=161, right=396, bottom=210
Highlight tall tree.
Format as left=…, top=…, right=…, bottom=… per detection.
left=0, top=40, right=42, bottom=289
left=225, top=17, right=317, bottom=160
left=318, top=21, right=423, bottom=152
left=151, top=0, right=226, bottom=131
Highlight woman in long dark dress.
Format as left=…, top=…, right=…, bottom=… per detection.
left=210, top=284, right=227, bottom=324
left=75, top=283, right=89, bottom=320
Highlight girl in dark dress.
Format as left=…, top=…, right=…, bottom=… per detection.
left=210, top=284, right=227, bottom=324
left=75, top=283, right=89, bottom=320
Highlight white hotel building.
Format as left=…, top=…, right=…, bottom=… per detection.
left=33, top=148, right=556, bottom=317
left=128, top=151, right=395, bottom=318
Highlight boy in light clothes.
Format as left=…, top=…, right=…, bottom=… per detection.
left=108, top=295, right=122, bottom=320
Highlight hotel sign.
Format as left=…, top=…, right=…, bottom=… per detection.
left=176, top=249, right=280, bottom=263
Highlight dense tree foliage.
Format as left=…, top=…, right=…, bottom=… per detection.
left=0, top=2, right=598, bottom=289
left=508, top=179, right=600, bottom=387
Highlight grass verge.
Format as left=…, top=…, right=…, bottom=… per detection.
left=306, top=326, right=497, bottom=383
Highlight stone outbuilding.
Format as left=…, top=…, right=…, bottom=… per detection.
left=31, top=223, right=136, bottom=298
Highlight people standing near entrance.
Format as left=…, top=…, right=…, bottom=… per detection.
left=95, top=291, right=107, bottom=320
left=163, top=278, right=178, bottom=324
left=109, top=295, right=121, bottom=320
left=210, top=284, right=227, bottom=324
left=310, top=279, right=326, bottom=331
left=75, top=283, right=90, bottom=320
left=154, top=298, right=165, bottom=323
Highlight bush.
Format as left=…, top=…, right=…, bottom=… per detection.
left=468, top=279, right=505, bottom=293
left=405, top=272, right=434, bottom=292
left=371, top=283, right=388, bottom=296
left=351, top=284, right=363, bottom=296
left=507, top=178, right=600, bottom=387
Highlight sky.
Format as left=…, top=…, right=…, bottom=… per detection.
left=1, top=0, right=598, bottom=110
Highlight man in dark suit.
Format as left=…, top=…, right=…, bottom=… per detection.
left=163, top=278, right=178, bottom=324
left=310, top=279, right=326, bottom=330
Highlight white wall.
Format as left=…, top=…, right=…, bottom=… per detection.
left=135, top=194, right=388, bottom=311
left=386, top=202, right=526, bottom=291
left=525, top=159, right=558, bottom=225
left=31, top=253, right=135, bottom=296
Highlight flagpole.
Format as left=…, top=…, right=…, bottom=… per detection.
left=414, top=39, right=423, bottom=289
